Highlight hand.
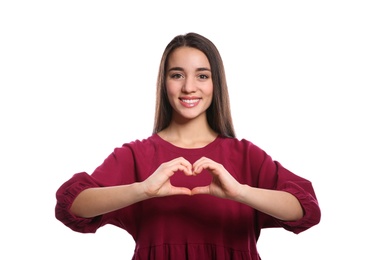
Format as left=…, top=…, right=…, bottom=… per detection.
left=142, top=157, right=193, bottom=197
left=191, top=157, right=242, bottom=199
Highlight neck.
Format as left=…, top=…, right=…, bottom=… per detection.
left=158, top=117, right=218, bottom=149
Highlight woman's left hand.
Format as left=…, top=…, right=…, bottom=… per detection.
left=191, top=156, right=242, bottom=199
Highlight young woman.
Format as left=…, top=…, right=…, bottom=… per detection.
left=55, top=32, right=321, bottom=259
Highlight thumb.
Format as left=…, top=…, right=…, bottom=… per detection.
left=191, top=186, right=210, bottom=195
left=171, top=187, right=192, bottom=196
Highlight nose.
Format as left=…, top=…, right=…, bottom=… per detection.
left=182, top=77, right=197, bottom=93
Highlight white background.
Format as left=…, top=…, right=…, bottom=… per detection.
left=1, top=1, right=383, bottom=259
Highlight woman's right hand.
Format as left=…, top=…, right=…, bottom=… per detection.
left=142, top=157, right=193, bottom=198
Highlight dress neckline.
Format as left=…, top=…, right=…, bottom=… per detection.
left=152, top=133, right=223, bottom=155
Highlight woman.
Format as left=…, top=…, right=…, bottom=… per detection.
left=55, top=32, right=321, bottom=259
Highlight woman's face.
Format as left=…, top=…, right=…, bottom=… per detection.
left=165, top=46, right=213, bottom=122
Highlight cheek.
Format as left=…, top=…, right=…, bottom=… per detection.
left=165, top=81, right=179, bottom=96
left=165, top=84, right=180, bottom=107
left=204, top=84, right=214, bottom=101
left=165, top=83, right=173, bottom=97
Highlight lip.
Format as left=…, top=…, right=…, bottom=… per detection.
left=179, top=97, right=201, bottom=108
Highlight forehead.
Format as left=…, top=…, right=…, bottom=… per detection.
left=167, top=47, right=210, bottom=68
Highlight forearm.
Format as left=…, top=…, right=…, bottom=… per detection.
left=70, top=182, right=148, bottom=218
left=236, top=184, right=304, bottom=221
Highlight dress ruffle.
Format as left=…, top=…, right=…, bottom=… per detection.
left=133, top=243, right=260, bottom=260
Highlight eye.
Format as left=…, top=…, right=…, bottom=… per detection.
left=198, top=74, right=209, bottom=80
left=170, top=73, right=184, bottom=79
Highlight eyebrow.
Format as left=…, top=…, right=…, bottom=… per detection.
left=168, top=67, right=211, bottom=72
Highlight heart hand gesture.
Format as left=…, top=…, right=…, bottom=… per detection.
left=142, top=156, right=241, bottom=200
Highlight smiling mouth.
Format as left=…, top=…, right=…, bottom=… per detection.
left=180, top=98, right=201, bottom=104
left=179, top=98, right=201, bottom=107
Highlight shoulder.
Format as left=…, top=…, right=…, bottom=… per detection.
left=219, top=137, right=270, bottom=168
left=220, top=136, right=265, bottom=155
left=93, top=135, right=159, bottom=176
left=120, top=134, right=160, bottom=154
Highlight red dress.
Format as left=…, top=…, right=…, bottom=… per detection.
left=55, top=134, right=321, bottom=259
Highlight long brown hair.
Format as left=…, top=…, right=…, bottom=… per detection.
left=152, top=32, right=235, bottom=138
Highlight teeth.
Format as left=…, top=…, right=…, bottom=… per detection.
left=181, top=99, right=199, bottom=103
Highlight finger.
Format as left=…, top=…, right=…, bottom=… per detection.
left=192, top=157, right=209, bottom=174
left=191, top=186, right=210, bottom=195
left=172, top=157, right=193, bottom=175
left=178, top=162, right=194, bottom=176
left=193, top=160, right=217, bottom=175
left=192, top=156, right=209, bottom=166
left=163, top=159, right=191, bottom=176
left=171, top=187, right=192, bottom=196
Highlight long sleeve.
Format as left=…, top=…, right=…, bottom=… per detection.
left=246, top=142, right=321, bottom=234
left=55, top=145, right=137, bottom=233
